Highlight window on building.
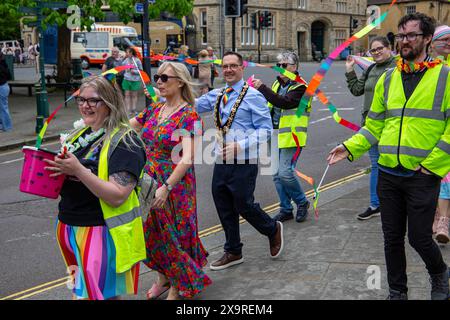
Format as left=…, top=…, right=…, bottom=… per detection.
left=240, top=13, right=255, bottom=46
left=200, top=10, right=207, bottom=45
left=261, top=14, right=276, bottom=46
left=298, top=0, right=307, bottom=10
left=336, top=2, right=347, bottom=13
left=335, top=29, right=347, bottom=48
left=73, top=32, right=85, bottom=43
left=406, top=5, right=416, bottom=14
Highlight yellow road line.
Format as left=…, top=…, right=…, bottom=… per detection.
left=2, top=170, right=366, bottom=300
left=0, top=277, right=69, bottom=300
left=15, top=281, right=69, bottom=301
left=199, top=170, right=366, bottom=238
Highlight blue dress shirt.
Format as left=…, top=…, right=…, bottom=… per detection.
left=195, top=79, right=273, bottom=160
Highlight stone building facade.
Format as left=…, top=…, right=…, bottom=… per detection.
left=191, top=0, right=369, bottom=62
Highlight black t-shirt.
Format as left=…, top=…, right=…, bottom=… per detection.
left=0, top=60, right=10, bottom=85
left=401, top=69, right=426, bottom=101
left=58, top=129, right=146, bottom=226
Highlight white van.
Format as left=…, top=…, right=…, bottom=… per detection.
left=71, top=24, right=143, bottom=69
left=0, top=40, right=21, bottom=55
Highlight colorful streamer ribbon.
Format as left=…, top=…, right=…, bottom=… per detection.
left=291, top=130, right=320, bottom=220
left=297, top=0, right=398, bottom=118
left=129, top=58, right=158, bottom=101
left=349, top=55, right=375, bottom=71
left=271, top=65, right=361, bottom=131
left=35, top=90, right=80, bottom=148
left=101, top=64, right=134, bottom=82
left=315, top=89, right=360, bottom=132
left=311, top=154, right=334, bottom=220
left=35, top=65, right=139, bottom=148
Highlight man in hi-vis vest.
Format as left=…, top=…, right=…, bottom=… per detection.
left=253, top=51, right=312, bottom=223
left=328, top=13, right=450, bottom=300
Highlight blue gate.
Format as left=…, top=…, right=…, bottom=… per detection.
left=43, top=25, right=58, bottom=65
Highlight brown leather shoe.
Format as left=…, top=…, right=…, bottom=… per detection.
left=209, top=252, right=244, bottom=271
left=269, top=221, right=284, bottom=259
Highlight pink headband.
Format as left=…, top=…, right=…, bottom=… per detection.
left=433, top=25, right=450, bottom=41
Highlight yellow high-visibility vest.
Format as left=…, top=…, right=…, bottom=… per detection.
left=344, top=64, right=450, bottom=177
left=70, top=127, right=146, bottom=273
left=268, top=80, right=312, bottom=148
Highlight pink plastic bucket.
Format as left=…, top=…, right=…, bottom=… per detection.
left=19, top=146, right=65, bottom=199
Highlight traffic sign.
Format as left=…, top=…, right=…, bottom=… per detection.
left=25, top=21, right=39, bottom=27
left=41, top=1, right=68, bottom=8
left=19, top=7, right=38, bottom=14
left=135, top=3, right=144, bottom=14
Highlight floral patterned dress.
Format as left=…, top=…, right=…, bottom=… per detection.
left=135, top=102, right=211, bottom=298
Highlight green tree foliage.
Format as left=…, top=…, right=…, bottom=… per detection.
left=0, top=1, right=25, bottom=40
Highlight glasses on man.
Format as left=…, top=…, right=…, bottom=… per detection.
left=75, top=97, right=104, bottom=108
left=369, top=46, right=386, bottom=55
left=153, top=74, right=180, bottom=83
left=394, top=33, right=424, bottom=41
left=221, top=64, right=241, bottom=70
left=276, top=63, right=294, bottom=69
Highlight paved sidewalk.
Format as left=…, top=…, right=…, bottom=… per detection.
left=25, top=175, right=450, bottom=300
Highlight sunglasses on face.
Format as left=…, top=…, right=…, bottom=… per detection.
left=75, top=96, right=103, bottom=108
left=153, top=74, right=180, bottom=83
left=276, top=63, right=294, bottom=69
left=369, top=46, right=386, bottom=55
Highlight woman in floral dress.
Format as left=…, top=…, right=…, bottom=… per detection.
left=130, top=62, right=211, bottom=300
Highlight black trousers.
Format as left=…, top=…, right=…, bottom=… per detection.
left=212, top=163, right=277, bottom=255
left=377, top=170, right=447, bottom=293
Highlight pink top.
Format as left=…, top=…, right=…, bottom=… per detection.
left=442, top=173, right=450, bottom=183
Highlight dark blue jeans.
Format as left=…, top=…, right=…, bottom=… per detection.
left=273, top=147, right=307, bottom=214
left=368, top=145, right=380, bottom=208
left=212, top=163, right=277, bottom=255
left=0, top=83, right=12, bottom=131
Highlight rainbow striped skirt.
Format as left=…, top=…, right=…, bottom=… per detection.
left=56, top=221, right=140, bottom=300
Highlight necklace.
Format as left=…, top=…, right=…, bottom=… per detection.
left=157, top=102, right=187, bottom=125
left=63, top=128, right=105, bottom=153
left=213, top=83, right=249, bottom=146
left=396, top=58, right=442, bottom=73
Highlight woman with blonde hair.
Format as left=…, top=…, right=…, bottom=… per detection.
left=178, top=45, right=193, bottom=75
left=130, top=62, right=211, bottom=300
left=44, top=76, right=147, bottom=300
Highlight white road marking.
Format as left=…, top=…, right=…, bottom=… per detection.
left=310, top=116, right=333, bottom=124
left=1, top=158, right=23, bottom=165
left=318, top=108, right=355, bottom=111
left=5, top=232, right=51, bottom=243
